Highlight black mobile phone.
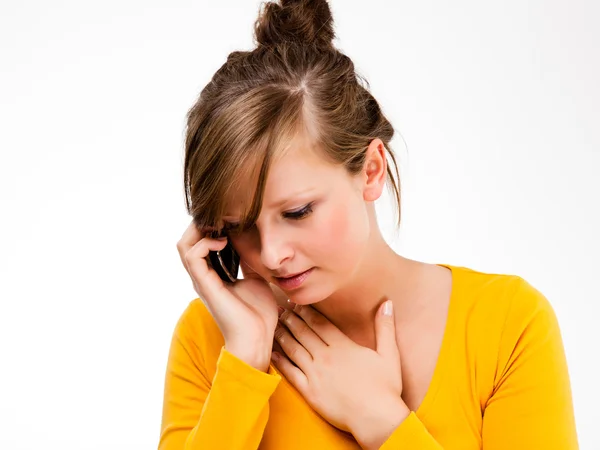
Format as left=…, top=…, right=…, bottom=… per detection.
left=207, top=230, right=240, bottom=282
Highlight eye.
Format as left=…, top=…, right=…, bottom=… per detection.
left=222, top=203, right=314, bottom=232
left=284, top=202, right=314, bottom=220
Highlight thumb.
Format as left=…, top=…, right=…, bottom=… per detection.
left=375, top=300, right=399, bottom=358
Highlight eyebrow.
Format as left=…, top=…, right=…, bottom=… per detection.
left=266, top=187, right=318, bottom=209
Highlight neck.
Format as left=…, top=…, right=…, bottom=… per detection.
left=311, top=235, right=427, bottom=349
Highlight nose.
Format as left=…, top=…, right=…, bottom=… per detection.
left=259, top=226, right=293, bottom=272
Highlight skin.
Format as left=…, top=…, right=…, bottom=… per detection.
left=213, top=133, right=453, bottom=447
left=225, top=133, right=448, bottom=351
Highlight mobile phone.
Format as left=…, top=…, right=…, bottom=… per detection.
left=207, top=230, right=240, bottom=282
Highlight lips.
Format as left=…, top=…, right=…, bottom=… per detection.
left=274, top=268, right=314, bottom=290
left=276, top=270, right=309, bottom=279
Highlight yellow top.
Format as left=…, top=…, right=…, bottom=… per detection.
left=157, top=264, right=579, bottom=449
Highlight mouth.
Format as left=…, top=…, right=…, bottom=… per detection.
left=274, top=268, right=314, bottom=290
left=276, top=269, right=309, bottom=279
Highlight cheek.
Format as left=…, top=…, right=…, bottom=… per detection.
left=313, top=198, right=369, bottom=266
left=229, top=234, right=259, bottom=266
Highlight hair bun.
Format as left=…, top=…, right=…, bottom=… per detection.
left=254, top=0, right=335, bottom=49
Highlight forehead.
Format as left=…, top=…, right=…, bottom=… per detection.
left=223, top=136, right=343, bottom=216
left=266, top=138, right=334, bottom=190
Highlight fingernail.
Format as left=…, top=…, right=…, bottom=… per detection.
left=271, top=351, right=280, bottom=361
left=382, top=300, right=393, bottom=316
left=277, top=306, right=285, bottom=316
left=283, top=314, right=293, bottom=325
left=286, top=299, right=296, bottom=307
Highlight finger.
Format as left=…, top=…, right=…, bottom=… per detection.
left=272, top=338, right=285, bottom=357
left=292, top=304, right=348, bottom=346
left=184, top=234, right=230, bottom=301
left=274, top=323, right=313, bottom=371
left=279, top=309, right=328, bottom=357
left=271, top=337, right=294, bottom=371
left=271, top=350, right=308, bottom=392
left=375, top=300, right=400, bottom=359
left=177, top=221, right=217, bottom=274
left=176, top=220, right=203, bottom=276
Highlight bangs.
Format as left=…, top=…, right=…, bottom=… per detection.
left=189, top=84, right=309, bottom=233
left=222, top=118, right=307, bottom=232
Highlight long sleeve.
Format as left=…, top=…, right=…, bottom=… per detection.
left=378, top=412, right=443, bottom=449
left=158, top=311, right=282, bottom=450
left=480, top=278, right=578, bottom=449
left=378, top=277, right=578, bottom=449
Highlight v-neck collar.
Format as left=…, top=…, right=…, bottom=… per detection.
left=267, top=263, right=462, bottom=421
left=413, top=263, right=460, bottom=419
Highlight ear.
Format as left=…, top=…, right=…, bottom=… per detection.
left=361, top=138, right=388, bottom=202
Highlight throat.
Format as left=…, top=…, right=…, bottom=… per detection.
left=343, top=328, right=378, bottom=351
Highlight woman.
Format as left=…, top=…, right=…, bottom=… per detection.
left=158, top=0, right=578, bottom=448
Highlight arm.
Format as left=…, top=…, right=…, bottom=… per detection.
left=374, top=278, right=578, bottom=449
left=157, top=308, right=282, bottom=450
left=480, top=278, right=579, bottom=449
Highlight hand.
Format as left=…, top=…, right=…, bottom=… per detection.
left=177, top=220, right=279, bottom=372
left=271, top=300, right=411, bottom=449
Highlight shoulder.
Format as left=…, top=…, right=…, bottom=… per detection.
left=452, top=265, right=554, bottom=331
left=176, top=297, right=223, bottom=338
left=169, top=297, right=226, bottom=376
left=492, top=275, right=562, bottom=370
left=451, top=265, right=562, bottom=390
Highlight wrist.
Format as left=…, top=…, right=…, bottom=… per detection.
left=224, top=341, right=271, bottom=372
left=351, top=400, right=411, bottom=450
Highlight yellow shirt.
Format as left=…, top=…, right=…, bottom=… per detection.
left=157, top=264, right=579, bottom=449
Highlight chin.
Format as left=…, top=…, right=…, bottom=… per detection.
left=287, top=280, right=335, bottom=306
left=288, top=294, right=323, bottom=306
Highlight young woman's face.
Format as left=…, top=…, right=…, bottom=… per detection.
left=224, top=139, right=375, bottom=305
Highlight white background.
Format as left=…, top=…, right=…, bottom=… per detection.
left=1, top=0, right=598, bottom=448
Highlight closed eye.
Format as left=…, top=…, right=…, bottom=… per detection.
left=284, top=202, right=314, bottom=220
left=222, top=202, right=314, bottom=233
